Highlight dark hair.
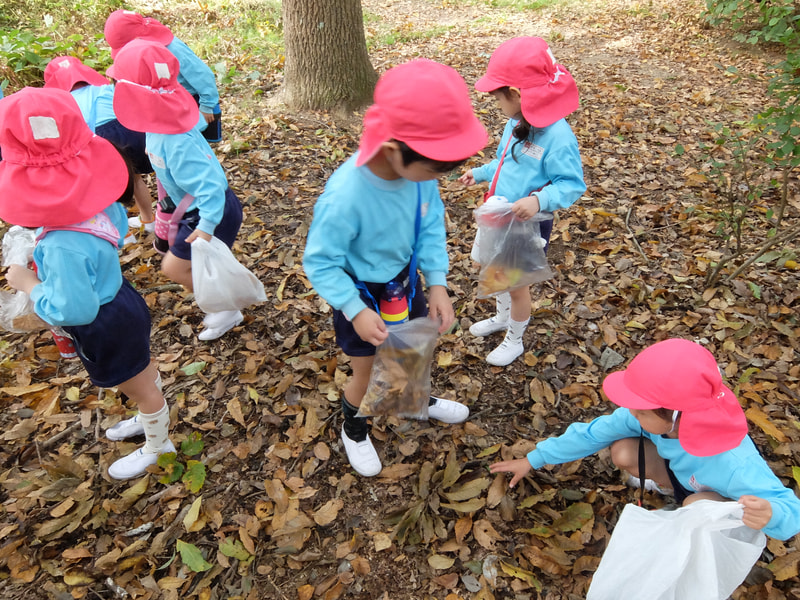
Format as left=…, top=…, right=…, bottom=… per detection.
left=108, top=143, right=135, bottom=207
left=495, top=87, right=533, bottom=159
left=394, top=140, right=469, bottom=174
left=653, top=408, right=674, bottom=422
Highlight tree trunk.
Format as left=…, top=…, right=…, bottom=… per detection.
left=282, top=0, right=377, bottom=112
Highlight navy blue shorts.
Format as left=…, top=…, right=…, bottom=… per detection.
left=64, top=279, right=151, bottom=388
left=540, top=218, right=553, bottom=253
left=664, top=459, right=694, bottom=504
left=169, top=188, right=243, bottom=260
left=95, top=119, right=151, bottom=175
left=333, top=274, right=428, bottom=357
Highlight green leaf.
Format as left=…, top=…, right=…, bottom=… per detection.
left=182, top=460, right=207, bottom=494
left=157, top=453, right=183, bottom=484
left=518, top=488, right=557, bottom=509
left=181, top=432, right=204, bottom=457
left=792, top=466, right=800, bottom=490
left=180, top=361, right=207, bottom=376
left=551, top=502, right=594, bottom=532
left=748, top=281, right=762, bottom=299
left=219, top=537, right=252, bottom=561
left=176, top=539, right=213, bottom=572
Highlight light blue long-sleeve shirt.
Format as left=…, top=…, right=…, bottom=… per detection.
left=472, top=118, right=586, bottom=212
left=167, top=37, right=219, bottom=115
left=303, top=154, right=449, bottom=320
left=70, top=84, right=116, bottom=131
left=527, top=407, right=800, bottom=540
left=30, top=203, right=128, bottom=327
left=145, top=130, right=228, bottom=235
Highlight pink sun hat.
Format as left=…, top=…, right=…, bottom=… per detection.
left=356, top=59, right=488, bottom=167
left=107, top=39, right=199, bottom=135
left=602, top=338, right=748, bottom=457
left=104, top=9, right=174, bottom=58
left=43, top=56, right=109, bottom=91
left=0, top=88, right=129, bottom=228
left=475, top=37, right=580, bottom=128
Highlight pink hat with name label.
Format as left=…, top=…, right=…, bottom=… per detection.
left=602, top=338, right=748, bottom=456
left=356, top=59, right=488, bottom=167
left=0, top=88, right=128, bottom=227
left=44, top=56, right=109, bottom=91
left=107, top=39, right=198, bottom=134
left=476, top=37, right=579, bottom=128
left=104, top=10, right=174, bottom=58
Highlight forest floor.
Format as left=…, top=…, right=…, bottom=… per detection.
left=0, top=0, right=799, bottom=599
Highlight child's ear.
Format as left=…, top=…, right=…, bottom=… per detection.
left=381, top=140, right=400, bottom=154
left=508, top=87, right=522, bottom=100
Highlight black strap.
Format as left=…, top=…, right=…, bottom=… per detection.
left=637, top=431, right=646, bottom=507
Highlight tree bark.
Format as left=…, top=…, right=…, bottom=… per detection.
left=282, top=0, right=377, bottom=112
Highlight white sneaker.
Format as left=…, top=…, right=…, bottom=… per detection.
left=627, top=474, right=673, bottom=496
left=428, top=397, right=469, bottom=423
left=198, top=310, right=243, bottom=341
left=108, top=440, right=176, bottom=480
left=469, top=316, right=509, bottom=337
left=106, top=414, right=144, bottom=441
left=486, top=337, right=524, bottom=366
left=128, top=216, right=155, bottom=234
left=341, top=426, right=382, bottom=477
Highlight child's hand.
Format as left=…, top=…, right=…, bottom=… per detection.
left=489, top=458, right=533, bottom=488
left=739, top=495, right=772, bottom=530
left=6, top=264, right=40, bottom=294
left=459, top=170, right=476, bottom=186
left=186, top=229, right=213, bottom=244
left=510, top=195, right=541, bottom=221
left=352, top=309, right=388, bottom=347
left=427, top=285, right=454, bottom=333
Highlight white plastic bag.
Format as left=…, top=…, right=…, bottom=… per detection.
left=191, top=236, right=267, bottom=313
left=0, top=226, right=43, bottom=332
left=473, top=196, right=553, bottom=298
left=587, top=500, right=766, bottom=600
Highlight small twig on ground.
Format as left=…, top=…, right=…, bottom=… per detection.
left=625, top=206, right=649, bottom=261
left=139, top=284, right=185, bottom=294
left=40, top=420, right=82, bottom=450
left=266, top=575, right=290, bottom=600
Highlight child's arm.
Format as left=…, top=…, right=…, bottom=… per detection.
left=458, top=169, right=476, bottom=186
left=6, top=264, right=41, bottom=294
left=427, top=285, right=454, bottom=333
left=739, top=495, right=773, bottom=531
left=490, top=458, right=533, bottom=488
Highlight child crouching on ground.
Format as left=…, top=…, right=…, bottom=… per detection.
left=303, top=59, right=489, bottom=477
left=490, top=338, right=800, bottom=540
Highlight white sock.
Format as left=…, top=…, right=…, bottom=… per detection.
left=141, top=401, right=171, bottom=453
left=506, top=318, right=529, bottom=342
left=495, top=293, right=511, bottom=321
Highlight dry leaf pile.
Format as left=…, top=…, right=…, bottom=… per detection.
left=0, top=0, right=798, bottom=598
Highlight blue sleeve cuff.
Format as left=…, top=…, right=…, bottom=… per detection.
left=341, top=296, right=368, bottom=321
left=423, top=271, right=448, bottom=288
left=527, top=449, right=545, bottom=469
left=197, top=218, right=218, bottom=235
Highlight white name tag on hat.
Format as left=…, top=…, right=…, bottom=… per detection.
left=521, top=142, right=544, bottom=160
left=29, top=116, right=60, bottom=140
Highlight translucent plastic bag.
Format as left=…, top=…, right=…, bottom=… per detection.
left=587, top=500, right=766, bottom=600
left=0, top=227, right=45, bottom=332
left=474, top=196, right=553, bottom=298
left=357, top=318, right=439, bottom=420
left=191, top=236, right=267, bottom=313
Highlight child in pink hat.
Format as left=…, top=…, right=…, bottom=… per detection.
left=43, top=55, right=156, bottom=236
left=108, top=39, right=244, bottom=341
left=303, top=59, right=488, bottom=477
left=490, top=338, right=800, bottom=541
left=460, top=37, right=587, bottom=366
left=0, top=87, right=176, bottom=480
left=104, top=9, right=221, bottom=143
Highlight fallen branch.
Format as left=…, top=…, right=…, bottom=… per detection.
left=625, top=206, right=649, bottom=262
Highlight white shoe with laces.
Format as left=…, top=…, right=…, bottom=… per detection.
left=341, top=426, right=382, bottom=477
left=486, top=336, right=524, bottom=366
left=469, top=315, right=509, bottom=337
left=108, top=440, right=176, bottom=480
left=428, top=396, right=469, bottom=423
left=627, top=474, right=673, bottom=496
left=198, top=310, right=243, bottom=341
left=128, top=215, right=155, bottom=234
left=106, top=414, right=144, bottom=441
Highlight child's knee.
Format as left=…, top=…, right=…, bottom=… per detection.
left=610, top=438, right=638, bottom=472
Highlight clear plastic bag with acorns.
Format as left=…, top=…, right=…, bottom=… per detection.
left=0, top=226, right=48, bottom=332
left=357, top=317, right=439, bottom=420
left=474, top=196, right=554, bottom=298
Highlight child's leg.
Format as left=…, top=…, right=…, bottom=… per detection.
left=107, top=362, right=175, bottom=480
left=340, top=355, right=382, bottom=477
left=610, top=437, right=672, bottom=490
left=132, top=174, right=155, bottom=226
left=161, top=252, right=194, bottom=289
left=469, top=292, right=511, bottom=337
left=486, top=285, right=530, bottom=366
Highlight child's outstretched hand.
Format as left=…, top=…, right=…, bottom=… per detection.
left=489, top=458, right=533, bottom=488
left=739, top=495, right=772, bottom=531
left=427, top=285, right=454, bottom=333
left=459, top=170, right=476, bottom=187
left=6, top=264, right=41, bottom=294
left=352, top=309, right=388, bottom=347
